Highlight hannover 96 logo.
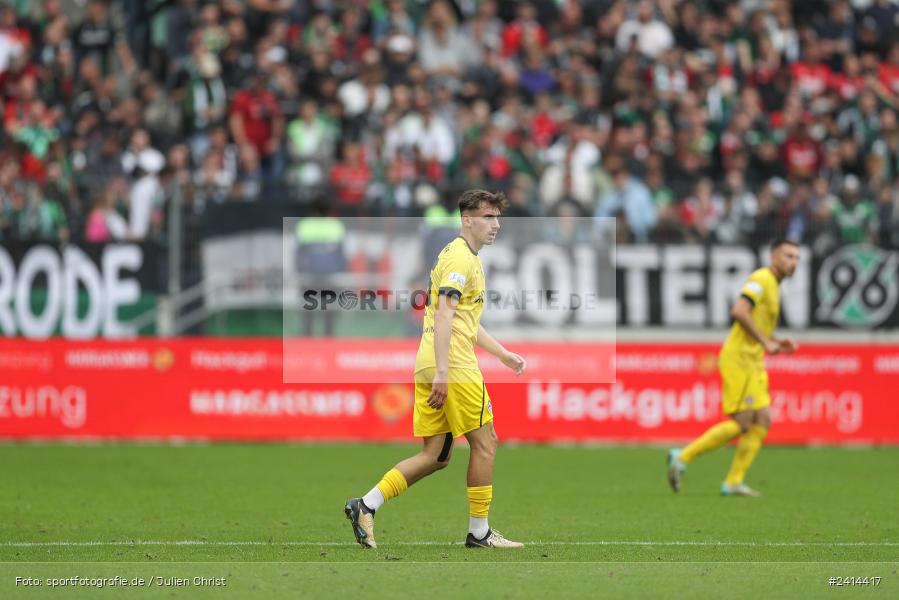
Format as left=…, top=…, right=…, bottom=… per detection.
left=816, top=245, right=899, bottom=327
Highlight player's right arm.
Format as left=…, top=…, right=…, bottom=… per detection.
left=428, top=293, right=458, bottom=409
left=774, top=337, right=799, bottom=353
left=427, top=249, right=473, bottom=408
left=730, top=297, right=780, bottom=355
left=730, top=275, right=781, bottom=355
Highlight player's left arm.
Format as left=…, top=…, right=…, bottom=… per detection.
left=476, top=324, right=526, bottom=375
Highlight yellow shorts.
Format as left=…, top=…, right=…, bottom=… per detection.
left=720, top=361, right=771, bottom=414
left=413, top=367, right=493, bottom=438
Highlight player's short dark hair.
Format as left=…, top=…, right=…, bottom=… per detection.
left=458, top=189, right=509, bottom=214
left=771, top=237, right=799, bottom=250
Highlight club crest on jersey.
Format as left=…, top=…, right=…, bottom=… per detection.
left=448, top=272, right=467, bottom=286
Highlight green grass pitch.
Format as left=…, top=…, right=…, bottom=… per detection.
left=1, top=443, right=897, bottom=599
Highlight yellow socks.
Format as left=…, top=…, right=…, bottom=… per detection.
left=375, top=468, right=408, bottom=501
left=679, top=420, right=742, bottom=464
left=467, top=485, right=492, bottom=539
left=725, top=425, right=768, bottom=486
left=467, top=485, right=492, bottom=518
left=677, top=420, right=767, bottom=487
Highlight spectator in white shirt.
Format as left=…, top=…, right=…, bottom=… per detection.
left=385, top=90, right=455, bottom=165
left=418, top=0, right=480, bottom=89
left=128, top=149, right=164, bottom=240
left=337, top=49, right=391, bottom=120
left=615, top=0, right=674, bottom=59
left=540, top=121, right=601, bottom=212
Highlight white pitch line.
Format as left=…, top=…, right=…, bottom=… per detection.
left=2, top=541, right=897, bottom=548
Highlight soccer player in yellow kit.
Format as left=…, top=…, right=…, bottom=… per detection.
left=668, top=239, right=800, bottom=496
left=345, top=190, right=527, bottom=548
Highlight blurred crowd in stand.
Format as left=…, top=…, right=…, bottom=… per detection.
left=0, top=0, right=897, bottom=252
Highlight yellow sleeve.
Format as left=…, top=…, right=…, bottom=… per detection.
left=739, top=271, right=767, bottom=307
left=436, top=249, right=473, bottom=301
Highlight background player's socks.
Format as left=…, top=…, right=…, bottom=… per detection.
left=725, top=425, right=768, bottom=486
left=361, top=487, right=385, bottom=512
left=366, top=467, right=408, bottom=511
left=467, top=485, right=492, bottom=538
left=679, top=420, right=742, bottom=464
left=469, top=517, right=489, bottom=539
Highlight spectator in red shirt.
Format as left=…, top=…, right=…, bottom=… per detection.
left=530, top=92, right=557, bottom=148
left=830, top=53, right=865, bottom=102
left=877, top=41, right=899, bottom=102
left=229, top=71, right=284, bottom=181
left=782, top=121, right=822, bottom=181
left=501, top=1, right=547, bottom=58
left=330, top=140, right=372, bottom=210
left=3, top=72, right=38, bottom=129
left=0, top=4, right=30, bottom=56
left=790, top=38, right=831, bottom=99
left=334, top=5, right=372, bottom=65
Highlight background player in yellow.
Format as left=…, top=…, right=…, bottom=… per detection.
left=668, top=239, right=801, bottom=496
left=345, top=190, right=527, bottom=548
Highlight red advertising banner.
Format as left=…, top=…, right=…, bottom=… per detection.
left=1, top=338, right=897, bottom=444
left=282, top=338, right=616, bottom=383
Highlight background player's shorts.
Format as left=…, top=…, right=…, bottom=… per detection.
left=413, top=367, right=493, bottom=438
left=720, top=361, right=771, bottom=414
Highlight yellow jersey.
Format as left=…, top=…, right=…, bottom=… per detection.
left=720, top=267, right=781, bottom=371
left=414, top=236, right=485, bottom=373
